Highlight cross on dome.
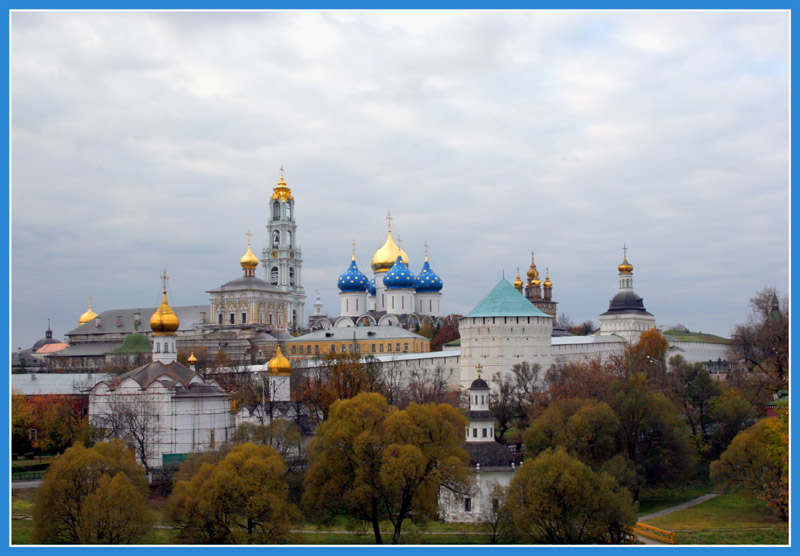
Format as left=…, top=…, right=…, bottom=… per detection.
left=246, top=229, right=252, bottom=245
left=386, top=211, right=392, bottom=232
left=476, top=363, right=482, bottom=379
left=161, top=270, right=169, bottom=293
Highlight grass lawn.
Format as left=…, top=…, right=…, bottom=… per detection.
left=637, top=482, right=714, bottom=516
left=645, top=491, right=788, bottom=545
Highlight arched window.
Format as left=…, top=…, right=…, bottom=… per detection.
left=271, top=267, right=279, bottom=286
left=286, top=203, right=292, bottom=219
left=287, top=230, right=293, bottom=247
left=292, top=310, right=297, bottom=326
left=289, top=267, right=296, bottom=286
left=272, top=201, right=280, bottom=220
left=272, top=230, right=280, bottom=247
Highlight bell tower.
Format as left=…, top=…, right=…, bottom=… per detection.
left=261, top=168, right=306, bottom=329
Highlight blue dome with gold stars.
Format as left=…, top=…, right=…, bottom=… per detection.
left=337, top=259, right=369, bottom=292
left=415, top=258, right=443, bottom=292
left=368, top=277, right=376, bottom=296
left=383, top=256, right=415, bottom=290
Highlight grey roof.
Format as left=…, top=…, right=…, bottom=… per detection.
left=109, top=360, right=198, bottom=390
left=466, top=410, right=495, bottom=421
left=65, top=305, right=209, bottom=337
left=12, top=373, right=113, bottom=395
left=469, top=377, right=490, bottom=391
left=600, top=291, right=653, bottom=316
left=464, top=442, right=515, bottom=468
left=45, top=342, right=123, bottom=357
left=288, top=325, right=427, bottom=342
left=208, top=275, right=280, bottom=293
left=466, top=279, right=551, bottom=318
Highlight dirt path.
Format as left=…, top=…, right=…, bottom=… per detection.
left=638, top=493, right=721, bottom=522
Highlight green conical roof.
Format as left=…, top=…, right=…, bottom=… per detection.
left=116, top=332, right=152, bottom=354
left=467, top=279, right=551, bottom=318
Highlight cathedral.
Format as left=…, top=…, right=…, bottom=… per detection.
left=308, top=212, right=446, bottom=333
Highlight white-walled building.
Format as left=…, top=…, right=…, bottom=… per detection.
left=89, top=276, right=232, bottom=471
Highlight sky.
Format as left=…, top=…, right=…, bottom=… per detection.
left=10, top=10, right=789, bottom=351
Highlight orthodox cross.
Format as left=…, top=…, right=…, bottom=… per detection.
left=246, top=229, right=252, bottom=246
left=386, top=211, right=392, bottom=232
left=622, top=244, right=628, bottom=259
left=88, top=294, right=92, bottom=307
left=424, top=240, right=429, bottom=259
left=476, top=363, right=482, bottom=379
left=398, top=236, right=403, bottom=249
left=352, top=239, right=357, bottom=257
left=161, top=270, right=169, bottom=292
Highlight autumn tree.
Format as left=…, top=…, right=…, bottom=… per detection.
left=729, top=288, right=789, bottom=390
left=167, top=442, right=298, bottom=543
left=430, top=314, right=461, bottom=351
left=707, top=388, right=757, bottom=458
left=32, top=439, right=151, bottom=544
left=543, top=357, right=621, bottom=407
left=12, top=392, right=34, bottom=455
left=233, top=419, right=306, bottom=473
left=488, top=362, right=545, bottom=443
left=665, top=355, right=720, bottom=457
left=499, top=447, right=636, bottom=544
left=710, top=414, right=788, bottom=521
left=302, top=392, right=469, bottom=544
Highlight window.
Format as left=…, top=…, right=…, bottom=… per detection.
left=291, top=345, right=296, bottom=354
left=273, top=230, right=280, bottom=247
left=218, top=313, right=223, bottom=324
left=155, top=342, right=160, bottom=353
left=271, top=267, right=279, bottom=285
left=473, top=428, right=478, bottom=438
left=379, top=344, right=384, bottom=352
left=404, top=343, right=408, bottom=352
left=372, top=344, right=376, bottom=352
left=298, top=345, right=303, bottom=354
left=242, top=312, right=247, bottom=324
left=289, top=267, right=296, bottom=286
left=272, top=201, right=280, bottom=220
left=315, top=345, right=320, bottom=354
left=482, top=428, right=487, bottom=438
left=356, top=345, right=361, bottom=353
left=286, top=203, right=292, bottom=219
left=210, top=429, right=216, bottom=450
left=292, top=310, right=297, bottom=324
left=230, top=313, right=235, bottom=324
left=396, top=343, right=400, bottom=351
left=287, top=230, right=293, bottom=247
left=387, top=343, right=392, bottom=352
left=331, top=345, right=336, bottom=353
left=464, top=498, right=472, bottom=512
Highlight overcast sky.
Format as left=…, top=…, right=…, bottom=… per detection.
left=11, top=10, right=789, bottom=350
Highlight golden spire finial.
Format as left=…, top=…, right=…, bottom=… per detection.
left=88, top=294, right=92, bottom=308
left=424, top=241, right=429, bottom=262
left=623, top=244, right=627, bottom=259
left=247, top=229, right=252, bottom=246
left=476, top=363, right=482, bottom=380
left=161, top=269, right=169, bottom=294
left=352, top=239, right=357, bottom=260
left=386, top=211, right=393, bottom=232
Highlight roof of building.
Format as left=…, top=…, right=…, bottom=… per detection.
left=469, top=377, right=490, bottom=391
left=116, top=332, right=152, bottom=353
left=208, top=275, right=281, bottom=293
left=65, top=305, right=209, bottom=337
left=466, top=279, right=551, bottom=318
left=35, top=343, right=70, bottom=354
left=12, top=373, right=113, bottom=395
left=551, top=334, right=625, bottom=346
left=466, top=410, right=495, bottom=421
left=464, top=442, right=514, bottom=468
left=288, top=325, right=427, bottom=342
left=415, top=259, right=443, bottom=293
left=338, top=258, right=369, bottom=293
left=662, top=329, right=730, bottom=344
left=102, top=360, right=222, bottom=392
left=600, top=291, right=653, bottom=316
left=45, top=342, right=124, bottom=357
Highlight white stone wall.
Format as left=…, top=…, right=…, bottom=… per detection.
left=415, top=292, right=441, bottom=317
left=439, top=470, right=514, bottom=523
left=385, top=289, right=415, bottom=315
left=340, top=292, right=368, bottom=318
left=599, top=312, right=656, bottom=344
left=668, top=340, right=730, bottom=364
left=458, top=315, right=553, bottom=390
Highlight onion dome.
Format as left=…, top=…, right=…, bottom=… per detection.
left=526, top=254, right=539, bottom=280
left=150, top=290, right=180, bottom=334
left=240, top=240, right=259, bottom=270
left=368, top=277, right=376, bottom=296
left=383, top=256, right=415, bottom=289
left=372, top=225, right=409, bottom=272
left=268, top=345, right=291, bottom=375
left=270, top=168, right=294, bottom=202
left=338, top=256, right=369, bottom=292
left=78, top=298, right=98, bottom=325
left=618, top=256, right=633, bottom=274
left=187, top=352, right=197, bottom=365
left=543, top=271, right=552, bottom=289
left=513, top=272, right=524, bottom=290
left=415, top=255, right=443, bottom=292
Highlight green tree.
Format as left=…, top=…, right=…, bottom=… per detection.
left=233, top=419, right=305, bottom=472
left=710, top=415, right=788, bottom=521
left=707, top=388, right=757, bottom=457
left=609, top=374, right=695, bottom=496
left=499, top=447, right=635, bottom=544
left=523, top=398, right=621, bottom=469
left=167, top=442, right=298, bottom=543
left=302, top=392, right=469, bottom=544
left=666, top=355, right=720, bottom=458
left=32, top=439, right=151, bottom=543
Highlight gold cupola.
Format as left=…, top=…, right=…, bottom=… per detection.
left=187, top=352, right=197, bottom=365
left=513, top=269, right=524, bottom=290
left=240, top=229, right=259, bottom=275
left=268, top=345, right=291, bottom=375
left=150, top=271, right=180, bottom=335
left=77, top=295, right=98, bottom=325
left=526, top=253, right=539, bottom=281
left=270, top=167, right=294, bottom=203
left=543, top=270, right=553, bottom=289
left=618, top=245, right=633, bottom=274
left=371, top=211, right=409, bottom=272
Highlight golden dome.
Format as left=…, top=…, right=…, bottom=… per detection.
left=150, top=290, right=180, bottom=335
left=240, top=242, right=259, bottom=270
left=371, top=230, right=409, bottom=272
left=526, top=255, right=539, bottom=280
left=543, top=272, right=552, bottom=288
left=513, top=272, right=523, bottom=289
left=618, top=257, right=633, bottom=275
left=270, top=168, right=294, bottom=202
left=268, top=345, right=291, bottom=375
left=187, top=352, right=197, bottom=365
left=77, top=299, right=97, bottom=325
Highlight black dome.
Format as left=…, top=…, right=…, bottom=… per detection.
left=601, top=291, right=652, bottom=315
left=470, top=377, right=490, bottom=390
